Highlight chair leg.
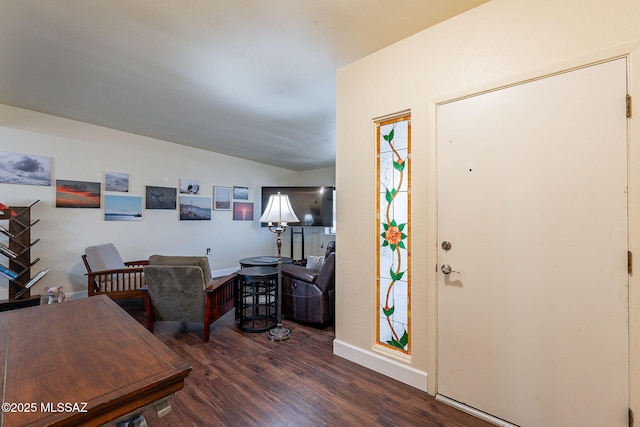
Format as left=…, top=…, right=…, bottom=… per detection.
left=203, top=322, right=210, bottom=343
left=203, top=293, right=212, bottom=343
left=144, top=290, right=154, bottom=333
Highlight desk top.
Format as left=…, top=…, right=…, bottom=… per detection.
left=0, top=295, right=192, bottom=427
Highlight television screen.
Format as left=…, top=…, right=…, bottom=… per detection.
left=261, top=186, right=334, bottom=227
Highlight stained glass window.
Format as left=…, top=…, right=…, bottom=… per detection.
left=376, top=113, right=411, bottom=354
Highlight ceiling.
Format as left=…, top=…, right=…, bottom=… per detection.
left=0, top=0, right=489, bottom=171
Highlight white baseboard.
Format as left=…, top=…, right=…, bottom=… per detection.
left=41, top=269, right=238, bottom=305
left=65, top=290, right=88, bottom=300
left=212, top=267, right=239, bottom=278
left=435, top=395, right=517, bottom=427
left=39, top=289, right=87, bottom=304
left=333, top=339, right=428, bottom=392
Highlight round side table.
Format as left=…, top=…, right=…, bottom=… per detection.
left=239, top=256, right=293, bottom=268
left=236, top=266, right=278, bottom=332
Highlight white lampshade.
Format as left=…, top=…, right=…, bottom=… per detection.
left=259, top=192, right=299, bottom=225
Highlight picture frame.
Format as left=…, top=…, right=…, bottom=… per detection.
left=56, top=180, right=101, bottom=208
left=105, top=171, right=129, bottom=192
left=105, top=195, right=142, bottom=221
left=213, top=186, right=232, bottom=210
left=0, top=151, right=52, bottom=186
left=233, top=186, right=249, bottom=200
left=145, top=186, right=177, bottom=210
left=179, top=196, right=211, bottom=220
left=179, top=178, right=200, bottom=195
left=233, top=202, right=254, bottom=221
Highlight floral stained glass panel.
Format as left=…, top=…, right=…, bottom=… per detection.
left=376, top=114, right=410, bottom=354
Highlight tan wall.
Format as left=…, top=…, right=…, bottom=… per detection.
left=335, top=0, right=640, bottom=404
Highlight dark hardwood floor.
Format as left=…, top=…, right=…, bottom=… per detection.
left=120, top=300, right=492, bottom=427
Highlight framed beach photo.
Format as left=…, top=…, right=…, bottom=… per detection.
left=233, top=202, right=254, bottom=221
left=213, top=186, right=232, bottom=210
left=179, top=196, right=211, bottom=220
left=104, top=195, right=142, bottom=221
left=233, top=186, right=249, bottom=200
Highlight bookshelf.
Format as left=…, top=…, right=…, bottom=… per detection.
left=0, top=200, right=47, bottom=309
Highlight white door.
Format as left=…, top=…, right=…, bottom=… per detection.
left=437, top=59, right=629, bottom=427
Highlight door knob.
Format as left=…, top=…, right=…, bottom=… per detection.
left=441, top=264, right=459, bottom=275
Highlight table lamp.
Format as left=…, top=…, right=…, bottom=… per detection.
left=259, top=192, right=299, bottom=341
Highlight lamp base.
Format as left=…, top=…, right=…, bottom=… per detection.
left=268, top=324, right=292, bottom=341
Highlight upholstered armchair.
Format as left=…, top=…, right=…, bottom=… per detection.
left=143, top=255, right=236, bottom=343
left=82, top=243, right=148, bottom=300
left=281, top=241, right=335, bottom=325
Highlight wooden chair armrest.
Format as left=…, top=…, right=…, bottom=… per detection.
left=205, top=272, right=237, bottom=292
left=85, top=266, right=145, bottom=276
left=125, top=260, right=149, bottom=267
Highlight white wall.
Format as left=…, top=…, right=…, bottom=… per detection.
left=0, top=104, right=334, bottom=299
left=335, top=0, right=640, bottom=404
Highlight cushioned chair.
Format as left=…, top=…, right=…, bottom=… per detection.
left=281, top=241, right=335, bottom=325
left=82, top=243, right=148, bottom=300
left=143, top=255, right=236, bottom=343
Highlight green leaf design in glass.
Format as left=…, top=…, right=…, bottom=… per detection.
left=383, top=128, right=395, bottom=142
left=383, top=305, right=395, bottom=317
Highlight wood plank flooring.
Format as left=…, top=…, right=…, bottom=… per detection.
left=120, top=301, right=492, bottom=427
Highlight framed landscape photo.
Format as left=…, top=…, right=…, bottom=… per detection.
left=105, top=195, right=142, bottom=221
left=145, top=186, right=177, bottom=210
left=56, top=180, right=101, bottom=208
left=213, top=186, right=232, bottom=210
left=233, top=186, right=249, bottom=200
left=105, top=171, right=129, bottom=192
left=0, top=151, right=52, bottom=186
left=233, top=202, right=254, bottom=221
left=179, top=196, right=211, bottom=220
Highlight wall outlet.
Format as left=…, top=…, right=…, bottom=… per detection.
left=206, top=248, right=211, bottom=255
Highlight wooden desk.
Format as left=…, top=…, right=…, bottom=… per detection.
left=0, top=295, right=192, bottom=427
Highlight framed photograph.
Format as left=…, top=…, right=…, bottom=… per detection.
left=179, top=178, right=200, bottom=195
left=233, top=202, right=254, bottom=221
left=56, top=180, right=101, bottom=208
left=145, top=186, right=177, bottom=210
left=0, top=151, right=52, bottom=186
left=213, top=186, right=232, bottom=210
left=105, top=195, right=142, bottom=221
left=179, top=196, right=211, bottom=220
left=105, top=171, right=129, bottom=192
left=233, top=186, right=249, bottom=200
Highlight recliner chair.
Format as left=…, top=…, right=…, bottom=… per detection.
left=281, top=241, right=335, bottom=325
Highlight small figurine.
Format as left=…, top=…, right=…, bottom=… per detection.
left=44, top=285, right=66, bottom=304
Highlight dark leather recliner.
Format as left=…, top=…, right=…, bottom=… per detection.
left=281, top=241, right=335, bottom=325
